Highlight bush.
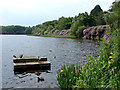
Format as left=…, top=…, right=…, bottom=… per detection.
left=76, top=26, right=87, bottom=38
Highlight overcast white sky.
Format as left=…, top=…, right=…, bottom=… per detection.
left=0, top=0, right=115, bottom=26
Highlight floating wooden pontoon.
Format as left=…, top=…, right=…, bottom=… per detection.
left=13, top=56, right=51, bottom=72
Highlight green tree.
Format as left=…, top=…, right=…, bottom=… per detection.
left=112, top=1, right=120, bottom=29
left=32, top=27, right=41, bottom=34
left=82, top=15, right=96, bottom=26
left=24, top=26, right=32, bottom=34
left=105, top=1, right=120, bottom=30
left=2, top=25, right=26, bottom=34
left=70, top=18, right=81, bottom=38
left=76, top=26, right=87, bottom=38
left=57, top=16, right=67, bottom=30
left=90, top=5, right=103, bottom=16
left=70, top=12, right=95, bottom=38
left=90, top=5, right=106, bottom=25
left=65, top=17, right=73, bottom=29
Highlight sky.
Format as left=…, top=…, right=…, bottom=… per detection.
left=0, top=0, right=115, bottom=26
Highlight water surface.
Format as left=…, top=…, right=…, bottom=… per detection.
left=1, top=35, right=98, bottom=88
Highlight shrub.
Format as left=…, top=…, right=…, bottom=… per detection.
left=76, top=26, right=87, bottom=38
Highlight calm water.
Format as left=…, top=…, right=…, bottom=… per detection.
left=1, top=35, right=98, bottom=88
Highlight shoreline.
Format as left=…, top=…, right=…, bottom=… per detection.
left=27, top=34, right=76, bottom=39
left=27, top=34, right=101, bottom=42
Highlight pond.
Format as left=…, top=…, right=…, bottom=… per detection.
left=1, top=35, right=98, bottom=88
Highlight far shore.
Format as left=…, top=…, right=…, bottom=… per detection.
left=27, top=34, right=102, bottom=42
left=27, top=34, right=76, bottom=39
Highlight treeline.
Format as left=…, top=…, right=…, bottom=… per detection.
left=1, top=5, right=109, bottom=37
left=32, top=5, right=107, bottom=38
left=0, top=25, right=32, bottom=34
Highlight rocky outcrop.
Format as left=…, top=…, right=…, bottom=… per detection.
left=48, top=29, right=70, bottom=35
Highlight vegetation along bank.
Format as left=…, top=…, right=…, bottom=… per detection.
left=57, top=1, right=120, bottom=89
left=1, top=4, right=110, bottom=40
left=1, top=0, right=120, bottom=89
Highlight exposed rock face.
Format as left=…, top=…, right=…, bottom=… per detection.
left=83, top=25, right=109, bottom=40
left=48, top=29, right=56, bottom=35
left=59, top=30, right=69, bottom=35
left=48, top=29, right=70, bottom=35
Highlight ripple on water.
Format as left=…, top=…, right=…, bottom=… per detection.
left=2, top=35, right=98, bottom=88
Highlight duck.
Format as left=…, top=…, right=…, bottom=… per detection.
left=13, top=55, right=16, bottom=58
left=19, top=54, right=23, bottom=58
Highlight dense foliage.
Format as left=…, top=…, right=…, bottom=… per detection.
left=90, top=5, right=106, bottom=25
left=70, top=12, right=96, bottom=38
left=0, top=25, right=32, bottom=34
left=31, top=17, right=73, bottom=35
left=57, top=1, right=120, bottom=89
left=31, top=5, right=107, bottom=38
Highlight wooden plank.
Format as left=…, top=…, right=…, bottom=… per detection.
left=13, top=57, right=47, bottom=63
left=14, top=61, right=51, bottom=71
left=13, top=61, right=50, bottom=66
left=13, top=56, right=51, bottom=71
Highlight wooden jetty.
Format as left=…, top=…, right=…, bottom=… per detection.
left=13, top=56, right=51, bottom=72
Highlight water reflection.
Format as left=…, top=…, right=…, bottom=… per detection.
left=14, top=69, right=46, bottom=75
left=14, top=69, right=51, bottom=83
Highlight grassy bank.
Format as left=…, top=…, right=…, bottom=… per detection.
left=28, top=34, right=76, bottom=38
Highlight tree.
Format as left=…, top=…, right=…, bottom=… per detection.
left=2, top=25, right=26, bottom=34
left=70, top=19, right=80, bottom=37
left=65, top=17, right=73, bottom=29
left=82, top=15, right=96, bottom=27
left=57, top=16, right=67, bottom=30
left=112, top=1, right=120, bottom=29
left=90, top=5, right=103, bottom=16
left=24, top=26, right=32, bottom=34
left=90, top=5, right=106, bottom=25
left=76, top=26, right=87, bottom=38
left=70, top=12, right=96, bottom=38
left=105, top=1, right=120, bottom=30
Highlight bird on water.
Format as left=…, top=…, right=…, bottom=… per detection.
left=13, top=55, right=16, bottom=58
